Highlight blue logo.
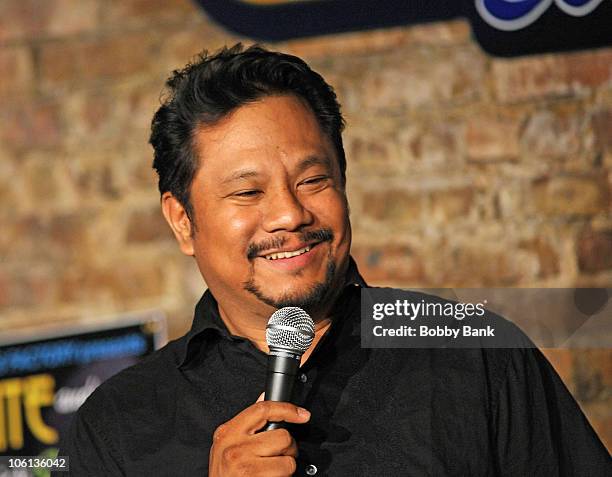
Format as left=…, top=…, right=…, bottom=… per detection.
left=476, top=0, right=606, bottom=31
left=194, top=0, right=612, bottom=57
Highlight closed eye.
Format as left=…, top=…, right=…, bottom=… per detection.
left=234, top=190, right=262, bottom=197
left=300, top=176, right=329, bottom=186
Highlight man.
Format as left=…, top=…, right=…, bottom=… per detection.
left=59, top=44, right=610, bottom=476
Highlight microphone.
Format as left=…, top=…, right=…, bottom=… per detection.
left=263, top=307, right=315, bottom=431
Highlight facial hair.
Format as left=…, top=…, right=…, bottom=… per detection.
left=242, top=229, right=338, bottom=315
left=243, top=254, right=337, bottom=314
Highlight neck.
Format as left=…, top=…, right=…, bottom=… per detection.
left=213, top=259, right=351, bottom=362
left=217, top=296, right=338, bottom=364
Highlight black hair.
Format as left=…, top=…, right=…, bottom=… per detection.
left=149, top=43, right=346, bottom=221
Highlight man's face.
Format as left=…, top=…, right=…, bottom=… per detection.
left=175, top=95, right=351, bottom=317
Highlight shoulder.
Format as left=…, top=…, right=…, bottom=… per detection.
left=57, top=338, right=186, bottom=475
left=78, top=336, right=186, bottom=418
left=62, top=337, right=188, bottom=463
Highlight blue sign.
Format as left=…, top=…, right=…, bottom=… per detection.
left=0, top=312, right=165, bottom=465
left=194, top=0, right=612, bottom=56
left=476, top=0, right=605, bottom=31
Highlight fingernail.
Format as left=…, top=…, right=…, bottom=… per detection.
left=297, top=407, right=310, bottom=418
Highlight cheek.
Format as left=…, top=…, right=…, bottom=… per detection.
left=227, top=214, right=252, bottom=235
left=311, top=192, right=350, bottom=233
left=199, top=207, right=260, bottom=256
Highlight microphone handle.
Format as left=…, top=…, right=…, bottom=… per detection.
left=263, top=349, right=301, bottom=431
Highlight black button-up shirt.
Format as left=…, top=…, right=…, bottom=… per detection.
left=58, top=261, right=611, bottom=476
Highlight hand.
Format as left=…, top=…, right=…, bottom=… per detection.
left=209, top=401, right=311, bottom=476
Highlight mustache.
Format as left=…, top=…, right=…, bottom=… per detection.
left=246, top=228, right=334, bottom=259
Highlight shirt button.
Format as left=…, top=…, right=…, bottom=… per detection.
left=299, top=373, right=308, bottom=383
left=305, top=464, right=318, bottom=475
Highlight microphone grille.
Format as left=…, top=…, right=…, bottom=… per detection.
left=266, top=307, right=315, bottom=354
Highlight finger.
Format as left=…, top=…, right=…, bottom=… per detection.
left=232, top=401, right=310, bottom=434
left=256, top=392, right=264, bottom=403
left=250, top=456, right=297, bottom=477
left=246, top=429, right=298, bottom=458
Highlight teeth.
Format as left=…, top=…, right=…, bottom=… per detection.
left=265, top=246, right=311, bottom=260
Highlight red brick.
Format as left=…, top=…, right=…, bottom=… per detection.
left=0, top=0, right=52, bottom=42
left=0, top=159, right=18, bottom=212
left=431, top=243, right=534, bottom=287
left=397, top=122, right=463, bottom=169
left=0, top=46, right=34, bottom=98
left=1, top=216, right=46, bottom=262
left=429, top=188, right=475, bottom=222
left=5, top=212, right=92, bottom=260
left=494, top=182, right=524, bottom=220
left=39, top=32, right=159, bottom=90
left=345, top=129, right=402, bottom=175
left=126, top=207, right=173, bottom=243
left=466, top=115, right=520, bottom=161
left=61, top=86, right=158, bottom=149
left=59, top=263, right=163, bottom=303
left=106, top=264, right=164, bottom=300
left=362, top=189, right=424, bottom=226
left=104, top=143, right=159, bottom=194
left=564, top=49, right=612, bottom=90
left=492, top=55, right=569, bottom=103
left=0, top=268, right=56, bottom=308
left=591, top=109, right=612, bottom=150
left=71, top=160, right=120, bottom=200
left=47, top=212, right=90, bottom=250
left=22, top=155, right=65, bottom=207
left=79, top=93, right=114, bottom=135
left=0, top=101, right=62, bottom=150
left=0, top=273, right=8, bottom=308
left=518, top=237, right=560, bottom=278
left=358, top=46, right=486, bottom=112
left=531, top=175, right=609, bottom=217
left=0, top=0, right=97, bottom=42
left=47, top=0, right=98, bottom=38
left=492, top=48, right=612, bottom=103
left=577, top=228, right=612, bottom=273
left=520, top=109, right=584, bottom=159
left=351, top=244, right=425, bottom=284
left=101, top=0, right=196, bottom=28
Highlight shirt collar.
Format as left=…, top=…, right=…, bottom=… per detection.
left=177, top=256, right=366, bottom=368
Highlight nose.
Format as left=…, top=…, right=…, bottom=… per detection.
left=262, top=186, right=314, bottom=233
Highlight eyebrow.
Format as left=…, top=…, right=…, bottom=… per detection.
left=221, top=169, right=260, bottom=185
left=296, top=155, right=333, bottom=174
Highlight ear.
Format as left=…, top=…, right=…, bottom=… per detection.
left=161, top=192, right=195, bottom=256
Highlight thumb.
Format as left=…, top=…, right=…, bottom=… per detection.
left=256, top=392, right=264, bottom=403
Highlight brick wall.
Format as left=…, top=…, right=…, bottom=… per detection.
left=0, top=0, right=610, bottom=450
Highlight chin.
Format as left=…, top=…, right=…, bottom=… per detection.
left=244, top=260, right=337, bottom=313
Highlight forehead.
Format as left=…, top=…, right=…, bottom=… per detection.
left=192, top=95, right=336, bottom=176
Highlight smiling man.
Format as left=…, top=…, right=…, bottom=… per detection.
left=161, top=94, right=351, bottom=353
left=58, top=44, right=610, bottom=476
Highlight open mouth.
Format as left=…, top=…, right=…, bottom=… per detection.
left=262, top=243, right=317, bottom=261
